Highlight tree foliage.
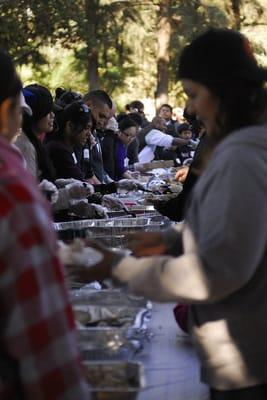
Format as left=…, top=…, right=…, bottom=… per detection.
left=1, top=0, right=267, bottom=109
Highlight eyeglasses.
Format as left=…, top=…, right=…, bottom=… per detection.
left=78, top=102, right=90, bottom=114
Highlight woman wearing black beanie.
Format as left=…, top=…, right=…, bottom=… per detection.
left=68, top=29, right=267, bottom=400
left=14, top=83, right=56, bottom=181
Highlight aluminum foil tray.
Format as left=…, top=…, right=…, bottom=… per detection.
left=127, top=205, right=155, bottom=211
left=85, top=217, right=160, bottom=238
left=113, top=218, right=149, bottom=227
left=78, top=328, right=141, bottom=361
left=149, top=215, right=172, bottom=228
left=54, top=216, right=168, bottom=230
left=71, top=289, right=151, bottom=309
left=54, top=216, right=168, bottom=240
left=54, top=219, right=95, bottom=231
left=83, top=360, right=145, bottom=400
left=107, top=211, right=131, bottom=218
left=73, top=301, right=151, bottom=332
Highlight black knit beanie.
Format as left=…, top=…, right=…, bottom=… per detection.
left=23, top=84, right=53, bottom=122
left=178, top=28, right=267, bottom=84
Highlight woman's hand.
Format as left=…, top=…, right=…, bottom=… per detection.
left=128, top=232, right=167, bottom=257
left=65, top=240, right=117, bottom=283
left=175, top=166, right=189, bottom=183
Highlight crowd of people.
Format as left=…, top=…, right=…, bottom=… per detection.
left=0, top=26, right=267, bottom=399
left=11, top=77, right=202, bottom=224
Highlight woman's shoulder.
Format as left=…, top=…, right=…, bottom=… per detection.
left=213, top=124, right=267, bottom=161
left=13, top=131, right=34, bottom=148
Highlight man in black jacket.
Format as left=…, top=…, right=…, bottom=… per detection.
left=83, top=90, right=113, bottom=183
left=159, top=104, right=177, bottom=136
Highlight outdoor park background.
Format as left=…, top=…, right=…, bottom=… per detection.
left=1, top=0, right=267, bottom=116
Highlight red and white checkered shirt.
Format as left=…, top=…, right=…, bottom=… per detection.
left=0, top=137, right=89, bottom=399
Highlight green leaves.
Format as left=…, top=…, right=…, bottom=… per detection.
left=2, top=0, right=267, bottom=107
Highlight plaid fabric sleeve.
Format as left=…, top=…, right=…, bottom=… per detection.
left=0, top=181, right=89, bottom=399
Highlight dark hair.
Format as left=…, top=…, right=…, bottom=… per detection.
left=22, top=84, right=56, bottom=181
left=206, top=81, right=267, bottom=143
left=55, top=88, right=82, bottom=108
left=0, top=50, right=22, bottom=105
left=83, top=90, right=112, bottom=109
left=55, top=100, right=92, bottom=138
left=183, top=105, right=196, bottom=124
left=160, top=103, right=173, bottom=113
left=127, top=112, right=143, bottom=127
left=118, top=115, right=138, bottom=132
left=177, top=123, right=191, bottom=134
left=128, top=100, right=144, bottom=112
left=23, top=84, right=53, bottom=122
left=22, top=114, right=56, bottom=182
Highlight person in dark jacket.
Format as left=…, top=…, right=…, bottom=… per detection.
left=101, top=115, right=138, bottom=181
left=83, top=90, right=113, bottom=183
left=125, top=112, right=143, bottom=165
left=45, top=101, right=92, bottom=180
left=176, top=123, right=195, bottom=165
left=158, top=103, right=177, bottom=136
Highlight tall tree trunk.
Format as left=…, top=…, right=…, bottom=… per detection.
left=155, top=0, right=172, bottom=110
left=87, top=47, right=100, bottom=89
left=231, top=0, right=242, bottom=29
left=85, top=0, right=100, bottom=90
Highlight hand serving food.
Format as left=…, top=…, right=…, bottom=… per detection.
left=61, top=240, right=121, bottom=284
left=127, top=232, right=167, bottom=257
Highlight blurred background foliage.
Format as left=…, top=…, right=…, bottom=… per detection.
left=1, top=0, right=267, bottom=112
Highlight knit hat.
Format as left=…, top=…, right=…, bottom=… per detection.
left=23, top=84, right=54, bottom=122
left=178, top=28, right=267, bottom=84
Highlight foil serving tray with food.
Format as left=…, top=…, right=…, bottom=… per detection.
left=54, top=216, right=168, bottom=241
left=83, top=360, right=145, bottom=400
left=74, top=304, right=150, bottom=328
left=70, top=289, right=152, bottom=309
left=107, top=205, right=157, bottom=218
left=54, top=216, right=167, bottom=230
left=78, top=327, right=142, bottom=361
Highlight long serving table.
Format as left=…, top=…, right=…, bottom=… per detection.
left=135, top=303, right=209, bottom=400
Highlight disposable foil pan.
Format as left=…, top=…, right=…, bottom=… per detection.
left=83, top=360, right=145, bottom=400
left=112, top=218, right=150, bottom=227
left=54, top=216, right=168, bottom=240
left=53, top=219, right=95, bottom=231
left=78, top=328, right=141, bottom=361
left=70, top=289, right=151, bottom=309
left=73, top=303, right=151, bottom=330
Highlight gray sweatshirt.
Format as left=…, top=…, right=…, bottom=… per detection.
left=112, top=125, right=267, bottom=390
